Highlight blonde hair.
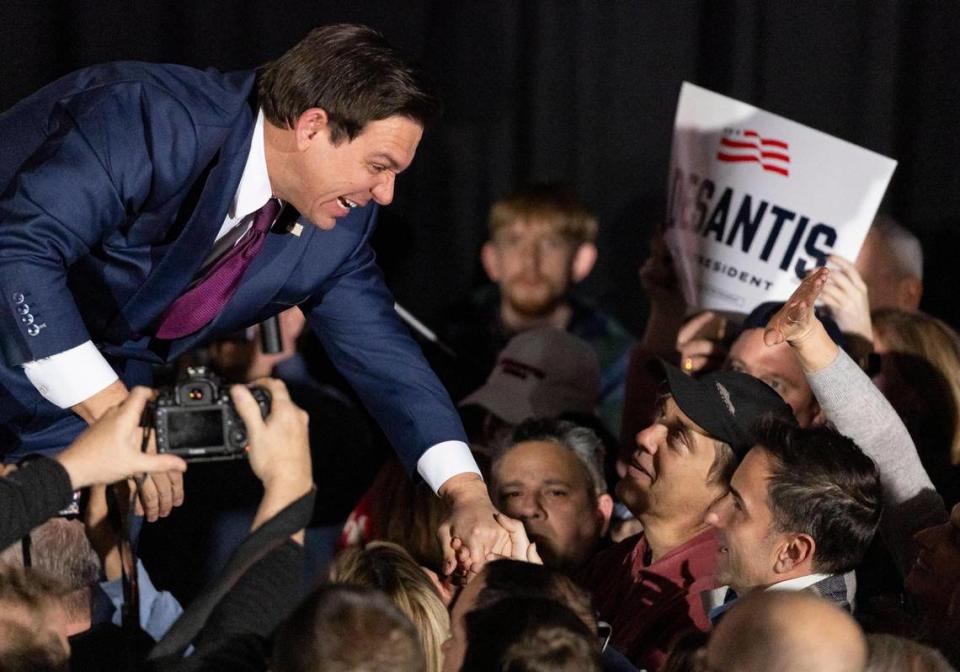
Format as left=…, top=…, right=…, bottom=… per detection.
left=330, top=542, right=450, bottom=672
left=873, top=308, right=960, bottom=463
left=489, top=184, right=598, bottom=245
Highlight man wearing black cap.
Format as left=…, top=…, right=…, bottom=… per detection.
left=578, top=365, right=794, bottom=671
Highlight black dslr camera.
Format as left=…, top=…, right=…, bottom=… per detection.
left=145, top=367, right=271, bottom=461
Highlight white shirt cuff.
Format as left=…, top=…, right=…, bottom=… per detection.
left=22, top=341, right=119, bottom=409
left=417, top=440, right=482, bottom=494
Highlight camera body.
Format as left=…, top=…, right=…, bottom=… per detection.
left=147, top=367, right=270, bottom=461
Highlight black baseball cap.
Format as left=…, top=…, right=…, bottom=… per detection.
left=662, top=364, right=797, bottom=459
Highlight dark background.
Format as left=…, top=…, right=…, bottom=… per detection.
left=3, top=1, right=959, bottom=334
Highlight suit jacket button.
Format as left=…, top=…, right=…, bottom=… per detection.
left=21, top=314, right=33, bottom=325
left=16, top=304, right=29, bottom=315
left=26, top=324, right=40, bottom=336
left=12, top=293, right=24, bottom=304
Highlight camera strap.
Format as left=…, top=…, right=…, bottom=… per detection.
left=106, top=431, right=147, bottom=671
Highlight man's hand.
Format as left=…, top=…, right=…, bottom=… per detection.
left=675, top=311, right=728, bottom=375
left=55, top=386, right=187, bottom=490
left=764, top=267, right=829, bottom=347
left=70, top=380, right=184, bottom=522
left=232, top=378, right=312, bottom=537
left=491, top=513, right=543, bottom=564
left=820, top=255, right=873, bottom=343
left=763, top=267, right=839, bottom=373
left=437, top=473, right=512, bottom=579
left=639, top=231, right=689, bottom=355
left=639, top=233, right=684, bottom=309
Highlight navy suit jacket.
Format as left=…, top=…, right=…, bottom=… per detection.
left=0, top=62, right=465, bottom=467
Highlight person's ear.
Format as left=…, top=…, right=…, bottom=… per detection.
left=293, top=108, right=330, bottom=150
left=481, top=241, right=502, bottom=282
left=810, top=401, right=826, bottom=427
left=597, top=493, right=615, bottom=536
left=571, top=243, right=598, bottom=283
left=774, top=533, right=815, bottom=574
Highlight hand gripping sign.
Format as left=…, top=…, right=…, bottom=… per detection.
left=665, top=82, right=897, bottom=316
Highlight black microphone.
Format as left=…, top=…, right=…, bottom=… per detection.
left=260, top=315, right=282, bottom=354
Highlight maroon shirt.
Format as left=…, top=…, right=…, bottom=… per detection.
left=579, top=528, right=718, bottom=671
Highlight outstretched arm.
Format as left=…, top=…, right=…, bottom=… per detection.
left=765, top=268, right=947, bottom=573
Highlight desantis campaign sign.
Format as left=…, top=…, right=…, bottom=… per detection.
left=665, top=82, right=897, bottom=315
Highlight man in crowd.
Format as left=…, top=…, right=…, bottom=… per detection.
left=0, top=24, right=509, bottom=572
left=436, top=184, right=633, bottom=430
left=704, top=419, right=883, bottom=619
left=489, top=418, right=613, bottom=571
left=0, top=567, right=72, bottom=671
left=855, top=215, right=924, bottom=313
left=458, top=327, right=601, bottom=449
left=815, top=214, right=924, bottom=351
left=703, top=590, right=868, bottom=672
left=579, top=363, right=795, bottom=670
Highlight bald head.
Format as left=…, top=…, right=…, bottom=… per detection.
left=856, top=216, right=923, bottom=312
left=706, top=591, right=866, bottom=672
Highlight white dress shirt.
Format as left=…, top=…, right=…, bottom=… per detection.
left=21, top=110, right=478, bottom=493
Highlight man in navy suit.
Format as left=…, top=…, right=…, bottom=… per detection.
left=0, top=24, right=508, bottom=576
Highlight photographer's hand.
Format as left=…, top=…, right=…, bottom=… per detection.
left=70, top=381, right=184, bottom=522
left=55, top=386, right=187, bottom=489
left=231, top=378, right=312, bottom=542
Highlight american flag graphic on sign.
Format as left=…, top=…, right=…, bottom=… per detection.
left=716, top=129, right=790, bottom=177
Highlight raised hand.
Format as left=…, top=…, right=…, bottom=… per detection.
left=819, top=255, right=873, bottom=342
left=763, top=267, right=839, bottom=373
left=764, top=267, right=830, bottom=347
left=676, top=311, right=728, bottom=375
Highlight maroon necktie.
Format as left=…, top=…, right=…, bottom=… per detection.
left=155, top=198, right=282, bottom=339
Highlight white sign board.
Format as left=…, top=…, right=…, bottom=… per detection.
left=665, top=82, right=897, bottom=315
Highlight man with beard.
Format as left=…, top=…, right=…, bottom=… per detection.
left=434, top=184, right=632, bottom=431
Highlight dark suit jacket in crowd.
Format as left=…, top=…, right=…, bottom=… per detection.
left=0, top=62, right=464, bottom=467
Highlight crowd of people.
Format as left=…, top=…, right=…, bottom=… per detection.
left=0, top=20, right=958, bottom=672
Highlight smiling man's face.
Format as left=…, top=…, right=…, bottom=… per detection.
left=705, top=446, right=782, bottom=594
left=617, top=396, right=724, bottom=522
left=274, top=112, right=422, bottom=230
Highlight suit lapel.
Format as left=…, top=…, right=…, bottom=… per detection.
left=118, top=97, right=257, bottom=336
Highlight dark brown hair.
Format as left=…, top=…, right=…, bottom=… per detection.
left=257, top=24, right=442, bottom=143
left=461, top=597, right=602, bottom=672
left=755, top=418, right=883, bottom=575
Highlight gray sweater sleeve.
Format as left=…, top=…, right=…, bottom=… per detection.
left=806, top=348, right=947, bottom=575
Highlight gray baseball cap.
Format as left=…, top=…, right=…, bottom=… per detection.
left=459, top=328, right=600, bottom=425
